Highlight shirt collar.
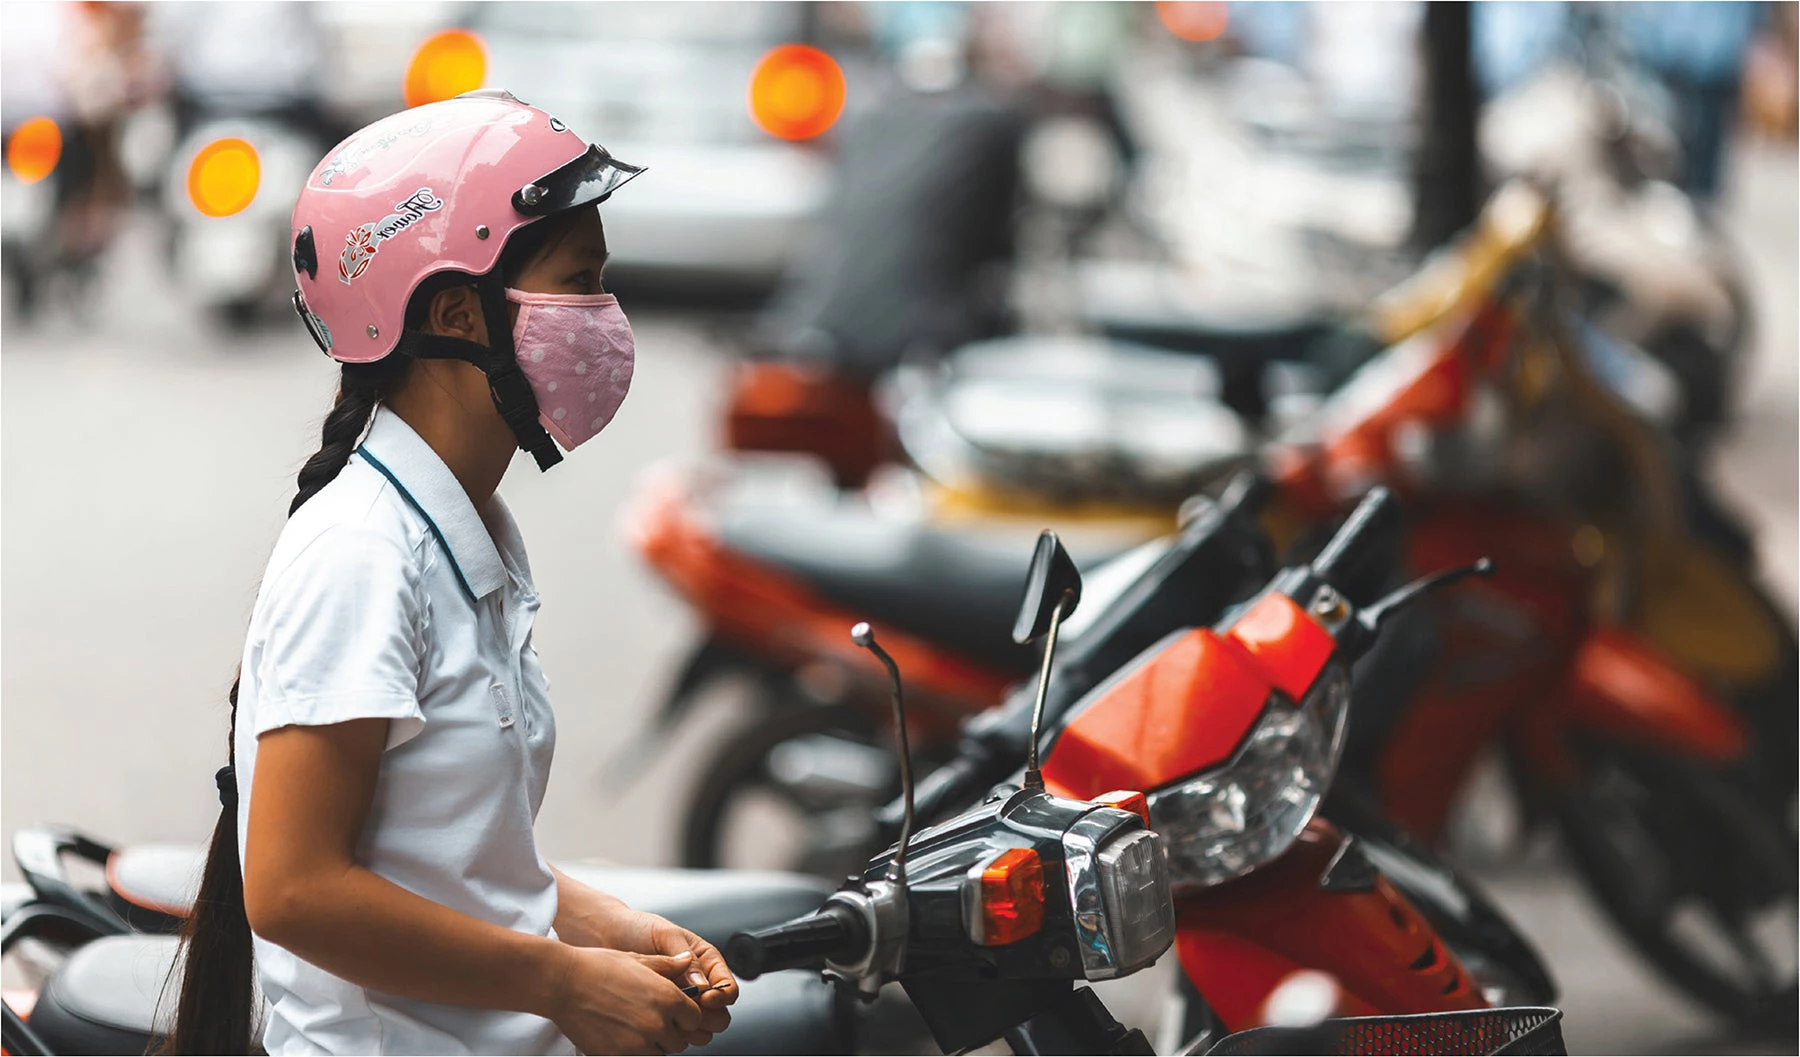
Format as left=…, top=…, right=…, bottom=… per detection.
left=357, top=405, right=509, bottom=602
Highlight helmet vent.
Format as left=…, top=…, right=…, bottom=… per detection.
left=292, top=226, right=319, bottom=280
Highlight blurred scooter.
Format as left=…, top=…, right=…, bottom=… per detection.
left=726, top=34, right=1029, bottom=488
left=150, top=2, right=336, bottom=331
left=160, top=114, right=323, bottom=332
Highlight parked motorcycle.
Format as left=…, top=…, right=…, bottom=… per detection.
left=630, top=460, right=1560, bottom=1022
left=724, top=530, right=1567, bottom=1054
left=1261, top=183, right=1797, bottom=1033
left=874, top=180, right=1796, bottom=1035
left=160, top=111, right=324, bottom=332
left=901, top=487, right=1565, bottom=1035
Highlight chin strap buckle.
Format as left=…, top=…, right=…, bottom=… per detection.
left=486, top=360, right=563, bottom=471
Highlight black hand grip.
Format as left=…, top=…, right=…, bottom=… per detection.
left=725, top=902, right=868, bottom=980
left=1309, top=487, right=1398, bottom=587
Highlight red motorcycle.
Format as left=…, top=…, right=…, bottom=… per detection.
left=724, top=575, right=1567, bottom=1057
left=927, top=486, right=1537, bottom=1036
left=1260, top=186, right=1797, bottom=1032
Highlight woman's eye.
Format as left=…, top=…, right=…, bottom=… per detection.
left=569, top=269, right=602, bottom=292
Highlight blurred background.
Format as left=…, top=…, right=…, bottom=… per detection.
left=2, top=2, right=1796, bottom=1054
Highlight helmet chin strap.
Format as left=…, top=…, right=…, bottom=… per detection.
left=397, top=272, right=564, bottom=472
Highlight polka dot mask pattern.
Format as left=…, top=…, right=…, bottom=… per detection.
left=505, top=289, right=635, bottom=451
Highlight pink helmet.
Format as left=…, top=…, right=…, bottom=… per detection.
left=289, top=89, right=641, bottom=364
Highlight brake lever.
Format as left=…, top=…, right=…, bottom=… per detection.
left=1332, top=558, right=1494, bottom=660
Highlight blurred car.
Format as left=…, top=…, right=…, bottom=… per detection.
left=472, top=1, right=835, bottom=295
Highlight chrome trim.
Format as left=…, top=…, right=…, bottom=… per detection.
left=1061, top=809, right=1135, bottom=979
left=824, top=880, right=905, bottom=996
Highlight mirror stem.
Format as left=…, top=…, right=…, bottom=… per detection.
left=852, top=623, right=914, bottom=887
left=1022, top=593, right=1071, bottom=791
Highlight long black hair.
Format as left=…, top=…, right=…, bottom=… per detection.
left=161, top=213, right=574, bottom=1055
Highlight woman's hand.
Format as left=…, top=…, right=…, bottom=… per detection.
left=552, top=870, right=738, bottom=1030
left=612, top=911, right=737, bottom=1027
left=542, top=944, right=715, bottom=1055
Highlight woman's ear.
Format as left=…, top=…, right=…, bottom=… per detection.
left=426, top=286, right=491, bottom=346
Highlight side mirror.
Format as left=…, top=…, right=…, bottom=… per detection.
left=1013, top=531, right=1083, bottom=645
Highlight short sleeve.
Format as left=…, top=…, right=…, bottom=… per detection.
left=251, top=525, right=427, bottom=749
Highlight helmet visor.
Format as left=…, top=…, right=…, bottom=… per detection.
left=513, top=144, right=644, bottom=217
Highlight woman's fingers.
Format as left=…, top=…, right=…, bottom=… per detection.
left=688, top=938, right=739, bottom=1004
left=698, top=1005, right=731, bottom=1035
left=634, top=950, right=694, bottom=977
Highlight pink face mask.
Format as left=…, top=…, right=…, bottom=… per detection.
left=506, top=289, right=636, bottom=451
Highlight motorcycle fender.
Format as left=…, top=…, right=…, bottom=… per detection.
left=1175, top=821, right=1486, bottom=1032
left=1564, top=625, right=1747, bottom=762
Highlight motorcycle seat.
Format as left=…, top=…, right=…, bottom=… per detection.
left=100, top=843, right=835, bottom=948
left=108, top=842, right=201, bottom=921
left=28, top=934, right=175, bottom=1056
left=717, top=502, right=1094, bottom=677
left=27, top=934, right=856, bottom=1056
left=1073, top=260, right=1336, bottom=364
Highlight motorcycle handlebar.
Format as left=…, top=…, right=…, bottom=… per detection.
left=725, top=902, right=868, bottom=980
left=1309, top=487, right=1398, bottom=589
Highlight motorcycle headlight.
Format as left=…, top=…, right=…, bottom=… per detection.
left=1061, top=813, right=1176, bottom=980
left=1147, top=664, right=1351, bottom=889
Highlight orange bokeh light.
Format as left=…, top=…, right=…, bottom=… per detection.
left=7, top=117, right=63, bottom=184
left=749, top=44, right=846, bottom=142
left=404, top=29, right=487, bottom=109
left=187, top=138, right=261, bottom=217
left=1156, top=1, right=1230, bottom=43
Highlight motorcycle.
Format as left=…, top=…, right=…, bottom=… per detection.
left=1260, top=183, right=1797, bottom=1033
left=886, top=181, right=1795, bottom=1034
left=160, top=108, right=324, bottom=332
left=723, top=533, right=1567, bottom=1055
left=891, top=486, right=1561, bottom=1037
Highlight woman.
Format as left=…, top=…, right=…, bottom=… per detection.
left=164, top=90, right=737, bottom=1055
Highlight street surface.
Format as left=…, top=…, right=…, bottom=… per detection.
left=2, top=140, right=1793, bottom=1054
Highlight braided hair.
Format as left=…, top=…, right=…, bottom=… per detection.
left=162, top=357, right=408, bottom=1055
left=161, top=209, right=577, bottom=1055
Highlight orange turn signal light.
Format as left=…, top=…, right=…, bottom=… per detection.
left=1156, top=2, right=1230, bottom=43
left=187, top=138, right=261, bottom=217
left=7, top=116, right=63, bottom=184
left=978, top=847, right=1046, bottom=946
left=404, top=29, right=487, bottom=109
left=749, top=44, right=846, bottom=141
left=1095, top=790, right=1152, bottom=828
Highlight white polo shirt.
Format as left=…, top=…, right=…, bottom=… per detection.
left=233, top=406, right=575, bottom=1056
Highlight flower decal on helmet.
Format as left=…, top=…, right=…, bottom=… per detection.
left=338, top=188, right=445, bottom=285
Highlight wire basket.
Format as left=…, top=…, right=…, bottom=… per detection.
left=1204, top=1007, right=1567, bottom=1057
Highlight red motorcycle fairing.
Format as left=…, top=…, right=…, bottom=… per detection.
left=1176, top=820, right=1488, bottom=1032
left=624, top=464, right=1007, bottom=740
left=1378, top=502, right=1588, bottom=838
left=1040, top=593, right=1334, bottom=797
left=1562, top=624, right=1748, bottom=763
left=722, top=362, right=892, bottom=488
left=1377, top=502, right=1750, bottom=835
